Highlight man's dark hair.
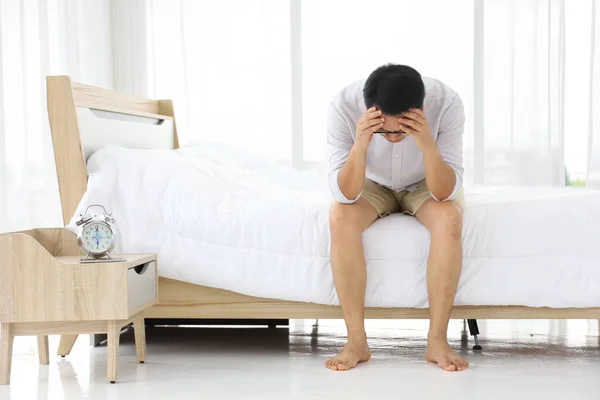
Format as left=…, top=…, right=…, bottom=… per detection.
left=363, top=64, right=425, bottom=115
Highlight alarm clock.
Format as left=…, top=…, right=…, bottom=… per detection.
left=75, top=205, right=124, bottom=263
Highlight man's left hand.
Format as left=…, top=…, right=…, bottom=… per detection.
left=398, top=109, right=436, bottom=151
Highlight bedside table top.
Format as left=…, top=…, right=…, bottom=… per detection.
left=55, top=254, right=156, bottom=268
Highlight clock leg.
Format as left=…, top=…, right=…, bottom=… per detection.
left=133, top=316, right=146, bottom=363
left=107, top=321, right=120, bottom=383
left=57, top=334, right=79, bottom=357
left=0, top=323, right=14, bottom=385
left=37, top=335, right=49, bottom=365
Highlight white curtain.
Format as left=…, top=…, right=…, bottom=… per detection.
left=0, top=0, right=113, bottom=232
left=149, top=0, right=600, bottom=188
left=479, top=0, right=597, bottom=187
left=148, top=0, right=292, bottom=159
left=588, top=0, right=600, bottom=189
left=478, top=0, right=565, bottom=186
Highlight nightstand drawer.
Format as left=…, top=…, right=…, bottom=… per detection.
left=127, top=261, right=157, bottom=313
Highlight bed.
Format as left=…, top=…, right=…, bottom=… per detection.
left=42, top=76, right=600, bottom=352
left=68, top=142, right=600, bottom=310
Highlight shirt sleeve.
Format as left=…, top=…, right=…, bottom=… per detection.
left=430, top=94, right=465, bottom=202
left=327, top=101, right=361, bottom=204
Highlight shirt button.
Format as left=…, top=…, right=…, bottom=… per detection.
left=395, top=154, right=399, bottom=158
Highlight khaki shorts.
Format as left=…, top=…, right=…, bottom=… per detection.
left=362, top=179, right=465, bottom=217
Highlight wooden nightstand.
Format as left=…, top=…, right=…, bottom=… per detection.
left=0, top=232, right=158, bottom=385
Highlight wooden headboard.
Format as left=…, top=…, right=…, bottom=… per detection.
left=46, top=76, right=180, bottom=225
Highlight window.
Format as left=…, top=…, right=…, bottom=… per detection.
left=150, top=0, right=292, bottom=160
left=301, top=0, right=474, bottom=164
left=149, top=0, right=597, bottom=186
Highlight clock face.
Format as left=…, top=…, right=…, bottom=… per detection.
left=81, top=222, right=113, bottom=254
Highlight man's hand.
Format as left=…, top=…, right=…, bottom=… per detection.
left=398, top=108, right=435, bottom=151
left=335, top=107, right=383, bottom=201
left=400, top=108, right=457, bottom=200
left=355, top=107, right=385, bottom=151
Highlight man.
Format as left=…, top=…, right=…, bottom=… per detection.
left=325, top=64, right=467, bottom=372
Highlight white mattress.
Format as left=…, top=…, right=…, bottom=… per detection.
left=68, top=143, right=600, bottom=308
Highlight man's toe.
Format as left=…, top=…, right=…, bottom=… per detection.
left=444, top=364, right=457, bottom=371
left=439, top=357, right=456, bottom=371
left=337, top=362, right=351, bottom=371
left=455, top=358, right=469, bottom=370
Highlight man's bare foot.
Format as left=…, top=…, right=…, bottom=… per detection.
left=425, top=339, right=469, bottom=371
left=325, top=341, right=371, bottom=371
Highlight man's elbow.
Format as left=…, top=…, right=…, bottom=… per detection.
left=431, top=169, right=460, bottom=201
left=431, top=189, right=453, bottom=202
left=430, top=180, right=457, bottom=202
left=333, top=193, right=358, bottom=204
left=328, top=169, right=361, bottom=204
left=331, top=184, right=360, bottom=204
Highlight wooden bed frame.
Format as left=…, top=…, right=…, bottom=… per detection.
left=41, top=76, right=600, bottom=352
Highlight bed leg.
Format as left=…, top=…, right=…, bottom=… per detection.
left=467, top=319, right=482, bottom=351
left=461, top=320, right=469, bottom=349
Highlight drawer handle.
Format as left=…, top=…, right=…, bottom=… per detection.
left=133, top=263, right=150, bottom=275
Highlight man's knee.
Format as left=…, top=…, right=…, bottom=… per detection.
left=329, top=202, right=355, bottom=234
left=329, top=201, right=368, bottom=237
left=428, top=201, right=463, bottom=239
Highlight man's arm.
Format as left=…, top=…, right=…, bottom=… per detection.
left=398, top=96, right=464, bottom=201
left=327, top=103, right=384, bottom=203
left=336, top=145, right=369, bottom=201
left=422, top=145, right=457, bottom=201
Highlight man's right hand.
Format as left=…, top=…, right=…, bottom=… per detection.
left=355, top=107, right=385, bottom=151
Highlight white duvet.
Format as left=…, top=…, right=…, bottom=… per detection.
left=69, top=143, right=600, bottom=308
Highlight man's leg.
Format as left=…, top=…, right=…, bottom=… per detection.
left=325, top=197, right=379, bottom=371
left=416, top=198, right=469, bottom=371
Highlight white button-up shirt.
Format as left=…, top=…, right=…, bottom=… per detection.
left=327, top=77, right=465, bottom=203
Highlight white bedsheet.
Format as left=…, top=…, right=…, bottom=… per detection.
left=68, top=143, right=600, bottom=308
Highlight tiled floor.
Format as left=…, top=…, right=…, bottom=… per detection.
left=1, top=319, right=600, bottom=399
